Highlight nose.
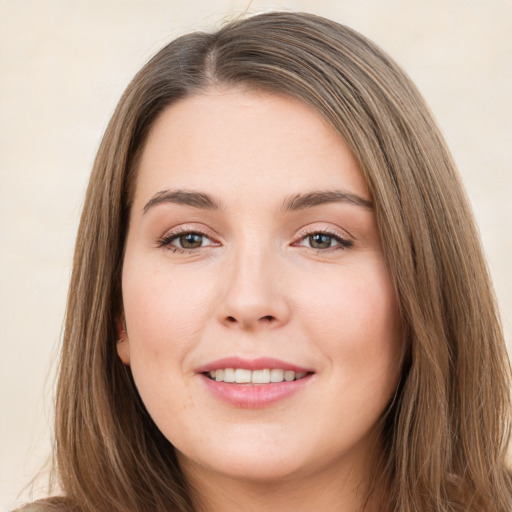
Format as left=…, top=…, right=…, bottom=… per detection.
left=216, top=245, right=291, bottom=331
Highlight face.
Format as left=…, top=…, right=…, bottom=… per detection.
left=119, top=89, right=402, bottom=486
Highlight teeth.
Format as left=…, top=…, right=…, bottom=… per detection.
left=206, top=368, right=308, bottom=384
left=270, top=369, right=284, bottom=382
left=284, top=370, right=295, bottom=382
left=223, top=368, right=235, bottom=382
left=234, top=369, right=252, bottom=383
left=252, top=369, right=270, bottom=384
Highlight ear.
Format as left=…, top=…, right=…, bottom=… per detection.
left=116, top=314, right=131, bottom=365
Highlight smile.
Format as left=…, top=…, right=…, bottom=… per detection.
left=197, top=357, right=314, bottom=408
left=206, top=368, right=308, bottom=383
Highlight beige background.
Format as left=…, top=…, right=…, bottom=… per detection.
left=1, top=0, right=511, bottom=508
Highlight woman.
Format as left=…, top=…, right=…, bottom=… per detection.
left=18, top=11, right=511, bottom=512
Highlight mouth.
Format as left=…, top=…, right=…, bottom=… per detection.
left=204, top=368, right=310, bottom=384
left=197, top=357, right=314, bottom=407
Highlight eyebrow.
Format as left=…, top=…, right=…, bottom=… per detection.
left=143, top=189, right=223, bottom=213
left=281, top=190, right=373, bottom=211
left=142, top=188, right=373, bottom=214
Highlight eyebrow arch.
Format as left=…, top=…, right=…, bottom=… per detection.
left=143, top=189, right=222, bottom=213
left=282, top=190, right=373, bottom=211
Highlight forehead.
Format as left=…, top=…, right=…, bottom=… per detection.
left=133, top=88, right=368, bottom=208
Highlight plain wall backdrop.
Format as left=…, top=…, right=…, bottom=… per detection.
left=1, top=0, right=511, bottom=508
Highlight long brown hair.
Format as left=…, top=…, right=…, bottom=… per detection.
left=22, top=11, right=511, bottom=512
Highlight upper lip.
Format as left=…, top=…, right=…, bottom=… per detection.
left=195, top=356, right=313, bottom=374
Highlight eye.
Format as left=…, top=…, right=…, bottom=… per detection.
left=294, top=231, right=352, bottom=251
left=158, top=230, right=218, bottom=252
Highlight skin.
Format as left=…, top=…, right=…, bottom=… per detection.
left=118, top=88, right=402, bottom=512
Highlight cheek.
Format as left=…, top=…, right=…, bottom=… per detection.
left=120, top=262, right=221, bottom=420
left=121, top=266, right=210, bottom=426
left=294, top=262, right=402, bottom=453
left=122, top=261, right=216, bottom=352
left=298, top=259, right=402, bottom=380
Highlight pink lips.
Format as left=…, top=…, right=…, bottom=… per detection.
left=196, top=357, right=314, bottom=408
left=196, top=356, right=310, bottom=374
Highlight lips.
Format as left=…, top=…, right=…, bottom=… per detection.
left=196, top=357, right=314, bottom=408
left=196, top=356, right=311, bottom=374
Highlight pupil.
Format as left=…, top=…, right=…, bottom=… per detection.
left=180, top=233, right=203, bottom=248
left=310, top=233, right=331, bottom=249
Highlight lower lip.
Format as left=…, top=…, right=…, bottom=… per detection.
left=200, top=374, right=313, bottom=408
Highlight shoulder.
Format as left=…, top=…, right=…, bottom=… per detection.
left=12, top=502, right=70, bottom=512
left=12, top=507, right=50, bottom=512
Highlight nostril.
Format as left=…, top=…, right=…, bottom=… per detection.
left=224, top=315, right=275, bottom=324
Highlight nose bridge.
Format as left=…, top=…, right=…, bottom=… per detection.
left=218, top=235, right=289, bottom=330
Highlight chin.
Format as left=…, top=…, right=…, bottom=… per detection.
left=177, top=436, right=312, bottom=484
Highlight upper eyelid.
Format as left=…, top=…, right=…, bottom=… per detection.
left=294, top=223, right=353, bottom=241
left=160, top=224, right=218, bottom=239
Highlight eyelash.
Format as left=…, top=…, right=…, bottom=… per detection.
left=157, top=228, right=353, bottom=254
left=157, top=228, right=219, bottom=254
left=293, top=228, right=353, bottom=252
